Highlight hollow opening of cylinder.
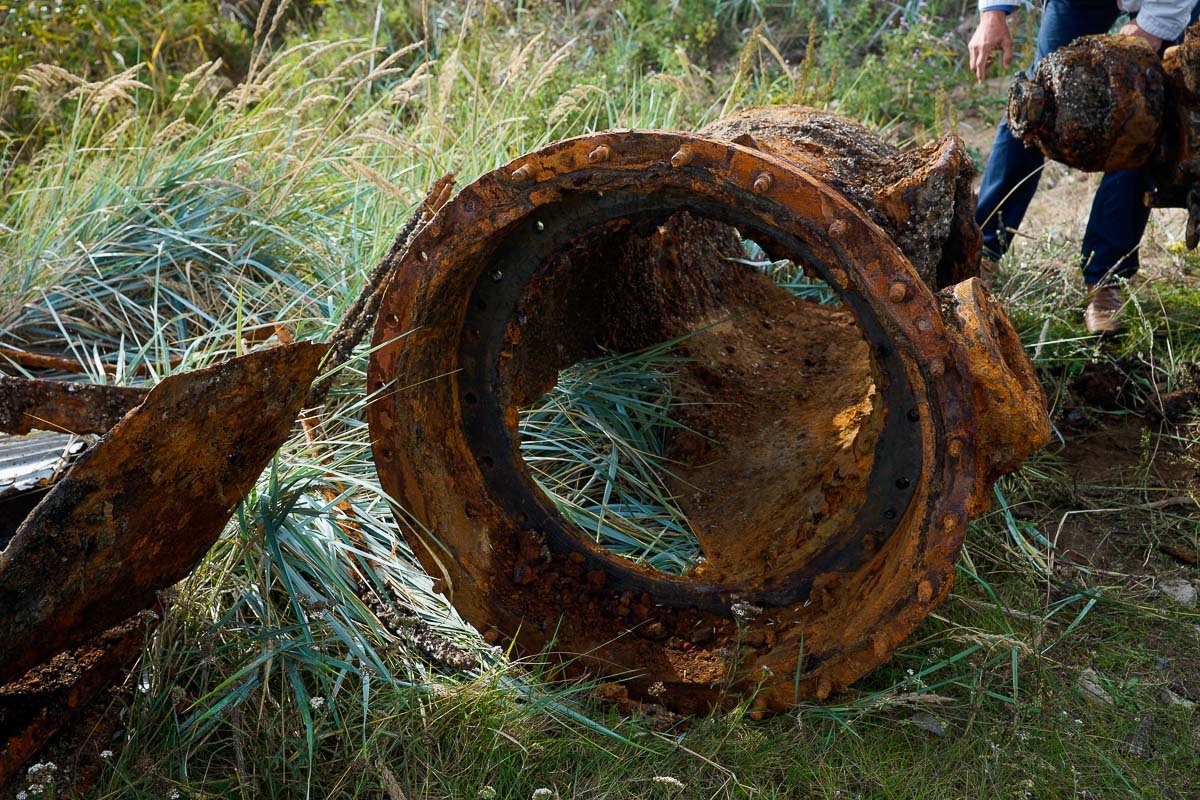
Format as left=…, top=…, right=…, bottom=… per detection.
left=461, top=202, right=911, bottom=589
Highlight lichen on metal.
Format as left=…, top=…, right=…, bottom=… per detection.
left=366, top=106, right=1051, bottom=713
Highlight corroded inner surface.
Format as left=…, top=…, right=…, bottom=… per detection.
left=502, top=210, right=880, bottom=585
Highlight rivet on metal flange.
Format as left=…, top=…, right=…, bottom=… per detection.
left=829, top=219, right=848, bottom=238
left=888, top=282, right=909, bottom=303
left=917, top=580, right=934, bottom=604
left=816, top=678, right=833, bottom=701
left=929, top=357, right=946, bottom=377
left=670, top=147, right=694, bottom=168
left=830, top=268, right=848, bottom=286
left=587, top=144, right=611, bottom=163
left=943, top=513, right=961, bottom=532
left=510, top=164, right=534, bottom=182
left=948, top=438, right=965, bottom=458
left=752, top=172, right=774, bottom=193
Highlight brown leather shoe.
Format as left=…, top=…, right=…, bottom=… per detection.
left=1084, top=285, right=1123, bottom=336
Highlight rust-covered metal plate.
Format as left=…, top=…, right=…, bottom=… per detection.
left=366, top=110, right=1050, bottom=713
left=0, top=342, right=326, bottom=686
left=0, top=376, right=147, bottom=436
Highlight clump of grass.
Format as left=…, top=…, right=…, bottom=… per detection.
left=520, top=341, right=703, bottom=576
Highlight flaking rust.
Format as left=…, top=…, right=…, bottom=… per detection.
left=0, top=342, right=325, bottom=788
left=1008, top=25, right=1200, bottom=246
left=367, top=106, right=1051, bottom=714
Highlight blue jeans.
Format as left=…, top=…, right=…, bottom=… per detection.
left=976, top=0, right=1198, bottom=285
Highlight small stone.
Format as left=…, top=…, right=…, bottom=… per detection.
left=1122, top=713, right=1153, bottom=758
left=1159, top=578, right=1197, bottom=607
left=1078, top=668, right=1114, bottom=705
left=1162, top=688, right=1196, bottom=709
left=910, top=711, right=945, bottom=737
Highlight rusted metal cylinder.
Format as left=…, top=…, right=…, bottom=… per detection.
left=366, top=107, right=1050, bottom=712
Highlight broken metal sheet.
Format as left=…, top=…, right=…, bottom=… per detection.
left=0, top=432, right=85, bottom=501
left=0, top=376, right=147, bottom=436
left=0, top=617, right=148, bottom=792
left=0, top=342, right=327, bottom=686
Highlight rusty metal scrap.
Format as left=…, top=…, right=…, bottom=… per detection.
left=0, top=342, right=326, bottom=687
left=1008, top=25, right=1200, bottom=246
left=0, top=616, right=149, bottom=792
left=366, top=106, right=1051, bottom=713
left=0, top=376, right=146, bottom=436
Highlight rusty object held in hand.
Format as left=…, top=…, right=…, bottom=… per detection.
left=367, top=106, right=1050, bottom=713
left=1007, top=26, right=1200, bottom=246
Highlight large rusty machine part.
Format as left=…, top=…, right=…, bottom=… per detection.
left=366, top=106, right=1051, bottom=713
left=1008, top=27, right=1200, bottom=247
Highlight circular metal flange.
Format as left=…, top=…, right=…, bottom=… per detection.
left=367, top=130, right=982, bottom=712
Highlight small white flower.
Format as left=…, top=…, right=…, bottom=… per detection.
left=652, top=776, right=686, bottom=790
left=478, top=788, right=497, bottom=799
left=169, top=791, right=181, bottom=800
left=731, top=602, right=762, bottom=619
left=17, top=791, right=27, bottom=800
left=308, top=696, right=326, bottom=710
left=28, top=785, right=44, bottom=797
left=100, top=750, right=113, bottom=759
left=906, top=668, right=915, bottom=676
left=532, top=789, right=555, bottom=799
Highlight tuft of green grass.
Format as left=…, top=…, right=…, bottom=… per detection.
left=520, top=340, right=703, bottom=576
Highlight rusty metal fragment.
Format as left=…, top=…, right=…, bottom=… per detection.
left=700, top=106, right=981, bottom=289
left=0, top=376, right=146, bottom=436
left=367, top=107, right=1050, bottom=713
left=0, top=342, right=326, bottom=687
left=1008, top=26, right=1200, bottom=245
left=1, top=617, right=149, bottom=791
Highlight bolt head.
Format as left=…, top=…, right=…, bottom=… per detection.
left=889, top=282, right=908, bottom=303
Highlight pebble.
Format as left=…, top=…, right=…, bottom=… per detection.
left=1078, top=668, right=1114, bottom=705
left=1159, top=578, right=1198, bottom=607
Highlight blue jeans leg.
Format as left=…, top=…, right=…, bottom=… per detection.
left=1081, top=170, right=1153, bottom=285
left=976, top=0, right=1122, bottom=261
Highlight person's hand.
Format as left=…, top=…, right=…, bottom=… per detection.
left=1118, top=21, right=1163, bottom=51
left=969, top=10, right=1015, bottom=83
